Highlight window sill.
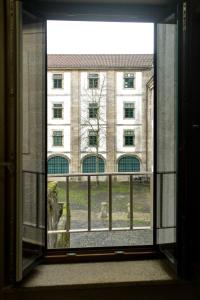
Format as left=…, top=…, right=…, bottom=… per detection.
left=19, top=259, right=177, bottom=290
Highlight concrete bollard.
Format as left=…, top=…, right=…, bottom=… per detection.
left=100, top=202, right=108, bottom=218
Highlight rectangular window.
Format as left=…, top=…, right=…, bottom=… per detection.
left=53, top=130, right=63, bottom=146
left=124, top=73, right=135, bottom=88
left=89, top=130, right=98, bottom=146
left=89, top=102, right=98, bottom=118
left=53, top=103, right=63, bottom=119
left=88, top=73, right=99, bottom=89
left=124, top=102, right=135, bottom=118
left=53, top=74, right=63, bottom=89
left=124, top=130, right=135, bottom=146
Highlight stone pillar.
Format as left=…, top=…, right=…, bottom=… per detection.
left=141, top=70, right=152, bottom=172
left=146, top=77, right=154, bottom=173
left=70, top=71, right=80, bottom=173
left=106, top=71, right=116, bottom=172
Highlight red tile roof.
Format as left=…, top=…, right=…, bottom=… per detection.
left=48, top=54, right=153, bottom=70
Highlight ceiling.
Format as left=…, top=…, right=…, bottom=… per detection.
left=24, top=0, right=178, bottom=22
left=36, top=0, right=177, bottom=4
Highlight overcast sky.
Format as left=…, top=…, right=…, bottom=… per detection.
left=47, top=21, right=154, bottom=54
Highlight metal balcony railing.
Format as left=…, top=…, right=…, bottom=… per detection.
left=21, top=170, right=176, bottom=248
left=47, top=172, right=153, bottom=243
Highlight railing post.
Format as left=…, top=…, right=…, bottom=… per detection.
left=66, top=176, right=70, bottom=232
left=160, top=173, right=163, bottom=228
left=108, top=175, right=112, bottom=231
left=36, top=173, right=40, bottom=228
left=88, top=175, right=91, bottom=231
left=130, top=175, right=133, bottom=230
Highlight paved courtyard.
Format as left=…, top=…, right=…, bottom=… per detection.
left=69, top=229, right=153, bottom=248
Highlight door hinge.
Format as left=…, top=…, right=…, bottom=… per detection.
left=183, top=2, right=187, bottom=33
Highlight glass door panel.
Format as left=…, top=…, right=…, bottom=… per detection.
left=16, top=3, right=46, bottom=281
left=156, top=20, right=178, bottom=267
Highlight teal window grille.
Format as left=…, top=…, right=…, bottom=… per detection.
left=88, top=73, right=99, bottom=89
left=124, top=130, right=135, bottom=146
left=53, top=103, right=63, bottom=118
left=124, top=73, right=135, bottom=88
left=48, top=156, right=69, bottom=174
left=89, top=130, right=98, bottom=146
left=82, top=155, right=105, bottom=173
left=53, top=131, right=63, bottom=146
left=89, top=103, right=98, bottom=118
left=124, top=102, right=135, bottom=118
left=53, top=74, right=63, bottom=88
left=118, top=156, right=140, bottom=172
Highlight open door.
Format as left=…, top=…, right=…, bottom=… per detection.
left=16, top=1, right=47, bottom=281
left=155, top=10, right=178, bottom=271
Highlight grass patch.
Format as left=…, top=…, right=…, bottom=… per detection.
left=56, top=181, right=151, bottom=212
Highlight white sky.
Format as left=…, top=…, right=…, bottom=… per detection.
left=47, top=21, right=154, bottom=54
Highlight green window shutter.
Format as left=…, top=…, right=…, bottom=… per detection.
left=53, top=74, right=63, bottom=88
left=88, top=73, right=99, bottom=89
left=118, top=156, right=140, bottom=172
left=89, top=130, right=98, bottom=146
left=48, top=156, right=69, bottom=174
left=124, top=102, right=135, bottom=118
left=53, top=131, right=63, bottom=146
left=89, top=103, right=98, bottom=118
left=124, top=130, right=135, bottom=146
left=53, top=103, right=63, bottom=118
left=123, top=73, right=135, bottom=88
left=82, top=156, right=105, bottom=173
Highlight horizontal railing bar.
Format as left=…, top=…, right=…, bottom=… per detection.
left=47, top=226, right=151, bottom=234
left=48, top=172, right=152, bottom=177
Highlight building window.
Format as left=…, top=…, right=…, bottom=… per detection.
left=89, top=102, right=98, bottom=118
left=88, top=130, right=98, bottom=146
left=53, top=103, right=63, bottom=119
left=82, top=155, right=105, bottom=173
left=53, top=130, right=63, bottom=146
left=124, top=130, right=135, bottom=146
left=88, top=73, right=99, bottom=89
left=123, top=73, right=135, bottom=88
left=48, top=156, right=69, bottom=174
left=118, top=156, right=140, bottom=172
left=124, top=102, right=135, bottom=118
left=53, top=74, right=63, bottom=89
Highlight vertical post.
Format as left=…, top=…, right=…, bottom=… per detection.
left=150, top=173, right=154, bottom=229
left=130, top=175, right=133, bottom=230
left=36, top=173, right=40, bottom=228
left=66, top=176, right=70, bottom=232
left=88, top=175, right=91, bottom=231
left=109, top=175, right=112, bottom=231
left=160, top=173, right=163, bottom=228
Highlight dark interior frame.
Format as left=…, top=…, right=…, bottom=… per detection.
left=3, top=0, right=200, bottom=285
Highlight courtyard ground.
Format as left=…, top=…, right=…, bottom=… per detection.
left=48, top=179, right=153, bottom=248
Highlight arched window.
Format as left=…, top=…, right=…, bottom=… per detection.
left=82, top=155, right=105, bottom=173
left=48, top=156, right=69, bottom=174
left=118, top=156, right=140, bottom=172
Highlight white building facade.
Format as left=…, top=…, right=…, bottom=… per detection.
left=47, top=54, right=153, bottom=174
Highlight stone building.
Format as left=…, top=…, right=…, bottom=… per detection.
left=47, top=54, right=153, bottom=174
